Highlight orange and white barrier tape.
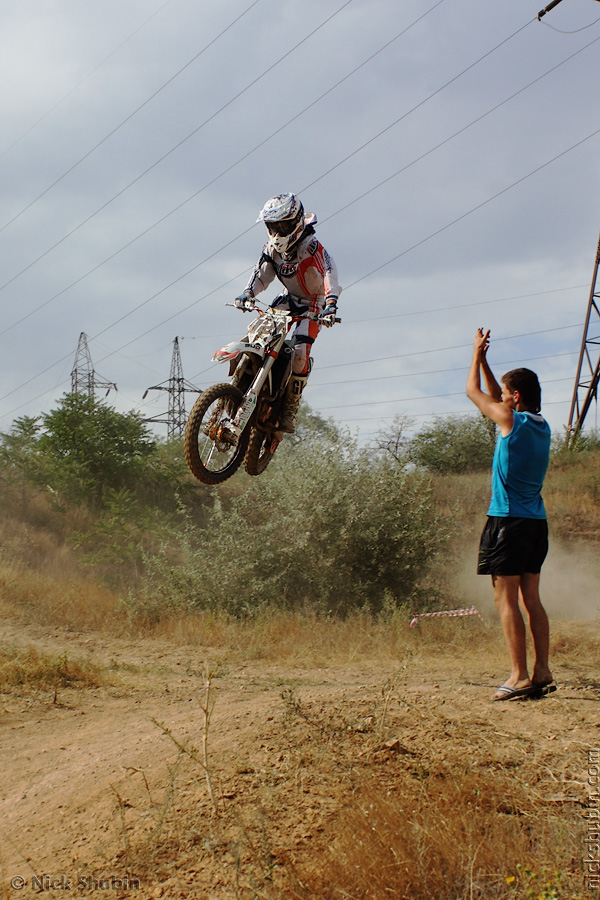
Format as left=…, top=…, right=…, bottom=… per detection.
left=409, top=606, right=483, bottom=628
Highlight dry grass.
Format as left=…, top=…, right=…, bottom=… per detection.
left=0, top=559, right=119, bottom=633
left=0, top=644, right=103, bottom=692
left=0, top=446, right=598, bottom=899
left=105, top=634, right=595, bottom=900
left=538, top=449, right=600, bottom=543
left=2, top=550, right=597, bottom=675
left=0, top=545, right=497, bottom=663
left=314, top=770, right=582, bottom=900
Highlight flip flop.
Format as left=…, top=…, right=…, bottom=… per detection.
left=529, top=683, right=557, bottom=699
left=492, top=684, right=538, bottom=702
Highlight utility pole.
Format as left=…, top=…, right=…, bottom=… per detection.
left=70, top=332, right=117, bottom=397
left=143, top=337, right=200, bottom=439
left=538, top=0, right=600, bottom=19
left=566, top=230, right=600, bottom=447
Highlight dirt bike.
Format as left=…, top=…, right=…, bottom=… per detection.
left=184, top=300, right=339, bottom=485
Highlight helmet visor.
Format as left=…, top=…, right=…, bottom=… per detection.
left=266, top=217, right=300, bottom=237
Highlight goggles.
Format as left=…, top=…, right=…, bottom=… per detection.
left=266, top=213, right=301, bottom=237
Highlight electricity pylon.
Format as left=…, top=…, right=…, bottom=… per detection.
left=566, top=229, right=600, bottom=447
left=143, top=337, right=200, bottom=438
left=70, top=332, right=117, bottom=397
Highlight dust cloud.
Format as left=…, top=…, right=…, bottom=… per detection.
left=456, top=541, right=600, bottom=621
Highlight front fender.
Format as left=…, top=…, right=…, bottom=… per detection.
left=212, top=341, right=265, bottom=364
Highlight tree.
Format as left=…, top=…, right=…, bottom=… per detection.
left=372, top=414, right=415, bottom=464
left=0, top=416, right=42, bottom=472
left=409, top=414, right=496, bottom=475
left=40, top=393, right=157, bottom=504
left=0, top=416, right=47, bottom=502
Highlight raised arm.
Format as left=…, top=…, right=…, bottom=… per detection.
left=466, top=328, right=513, bottom=435
left=481, top=346, right=502, bottom=402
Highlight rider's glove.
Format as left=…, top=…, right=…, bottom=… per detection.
left=322, top=300, right=337, bottom=328
left=234, top=292, right=254, bottom=310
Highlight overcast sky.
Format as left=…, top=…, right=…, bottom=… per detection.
left=0, top=0, right=599, bottom=445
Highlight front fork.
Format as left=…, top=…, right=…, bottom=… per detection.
left=230, top=352, right=279, bottom=437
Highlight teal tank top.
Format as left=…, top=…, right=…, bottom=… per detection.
left=488, top=411, right=551, bottom=519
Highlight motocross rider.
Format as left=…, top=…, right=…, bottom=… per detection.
left=234, top=193, right=341, bottom=434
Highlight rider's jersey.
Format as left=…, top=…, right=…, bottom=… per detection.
left=244, top=229, right=341, bottom=310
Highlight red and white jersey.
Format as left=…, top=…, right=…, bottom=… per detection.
left=245, top=229, right=341, bottom=310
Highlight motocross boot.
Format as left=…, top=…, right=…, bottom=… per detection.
left=279, top=374, right=308, bottom=434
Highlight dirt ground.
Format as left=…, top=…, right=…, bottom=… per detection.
left=1, top=613, right=599, bottom=900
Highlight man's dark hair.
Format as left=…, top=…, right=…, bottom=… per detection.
left=502, top=368, right=541, bottom=412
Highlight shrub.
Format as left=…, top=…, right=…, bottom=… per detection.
left=409, top=413, right=497, bottom=475
left=132, top=430, right=448, bottom=617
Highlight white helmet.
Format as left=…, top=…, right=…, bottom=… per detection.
left=256, top=193, right=308, bottom=255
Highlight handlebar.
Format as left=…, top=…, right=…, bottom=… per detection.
left=226, top=301, right=341, bottom=324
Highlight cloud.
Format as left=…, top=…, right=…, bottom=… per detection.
left=0, top=0, right=598, bottom=441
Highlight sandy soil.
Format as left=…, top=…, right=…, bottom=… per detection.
left=1, top=614, right=599, bottom=899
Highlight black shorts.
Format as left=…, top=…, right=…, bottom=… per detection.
left=477, top=516, right=548, bottom=576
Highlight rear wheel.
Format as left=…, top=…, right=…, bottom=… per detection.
left=244, top=426, right=280, bottom=476
left=184, top=383, right=249, bottom=485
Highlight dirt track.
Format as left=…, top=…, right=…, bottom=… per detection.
left=1, top=614, right=599, bottom=899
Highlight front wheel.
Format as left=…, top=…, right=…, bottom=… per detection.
left=184, top=383, right=250, bottom=485
left=244, top=426, right=281, bottom=476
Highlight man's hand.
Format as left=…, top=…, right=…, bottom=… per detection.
left=473, top=327, right=490, bottom=358
left=322, top=301, right=337, bottom=327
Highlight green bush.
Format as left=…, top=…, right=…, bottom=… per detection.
left=132, top=428, right=448, bottom=618
left=409, top=413, right=496, bottom=475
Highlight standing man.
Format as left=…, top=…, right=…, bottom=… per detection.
left=466, top=328, right=554, bottom=702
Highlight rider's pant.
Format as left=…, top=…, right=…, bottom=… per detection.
left=270, top=293, right=322, bottom=375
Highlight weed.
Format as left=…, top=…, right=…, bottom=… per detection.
left=0, top=644, right=102, bottom=693
left=311, top=769, right=586, bottom=900
left=151, top=663, right=220, bottom=815
left=505, top=863, right=565, bottom=899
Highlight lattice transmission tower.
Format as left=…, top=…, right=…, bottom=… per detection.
left=566, top=229, right=600, bottom=447
left=71, top=332, right=117, bottom=397
left=143, top=337, right=200, bottom=438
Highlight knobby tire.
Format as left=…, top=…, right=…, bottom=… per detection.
left=244, top=426, right=278, bottom=476
left=184, top=383, right=249, bottom=485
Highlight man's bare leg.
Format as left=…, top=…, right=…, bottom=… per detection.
left=520, top=572, right=553, bottom=686
left=492, top=574, right=531, bottom=694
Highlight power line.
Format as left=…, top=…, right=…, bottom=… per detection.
left=320, top=30, right=600, bottom=228
left=92, top=123, right=600, bottom=367
left=2, top=105, right=593, bottom=416
left=0, top=0, right=177, bottom=163
left=0, top=0, right=454, bottom=339
left=344, top=284, right=587, bottom=328
left=0, top=0, right=264, bottom=233
left=0, top=0, right=532, bottom=325
left=138, top=285, right=588, bottom=345
left=3, top=4, right=588, bottom=342
left=335, top=393, right=573, bottom=426
left=315, top=375, right=573, bottom=413
left=342, top=124, right=600, bottom=294
left=311, top=350, right=579, bottom=389
left=315, top=323, right=583, bottom=372
left=301, top=16, right=535, bottom=196
left=0, top=0, right=355, bottom=300
left=539, top=12, right=600, bottom=32
left=2, top=99, right=595, bottom=416
left=0, top=12, right=595, bottom=424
